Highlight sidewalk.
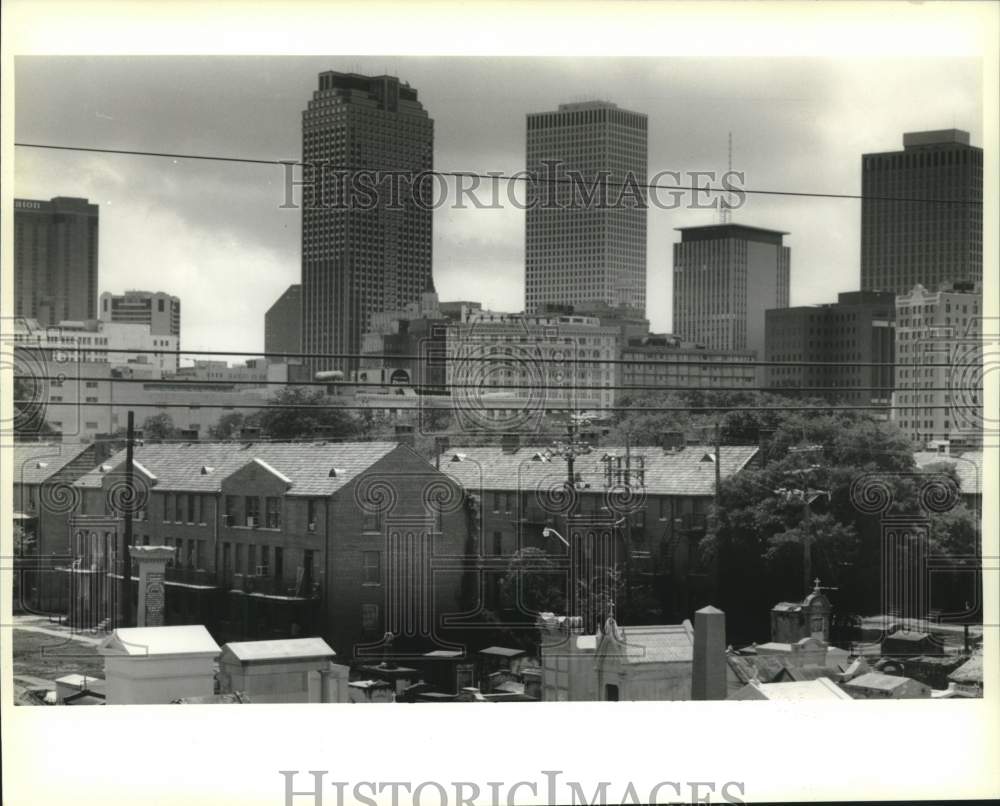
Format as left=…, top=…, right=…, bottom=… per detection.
left=11, top=615, right=106, bottom=647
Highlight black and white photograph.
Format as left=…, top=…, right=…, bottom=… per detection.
left=2, top=1, right=997, bottom=804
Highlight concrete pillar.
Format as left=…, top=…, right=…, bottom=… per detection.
left=131, top=546, right=175, bottom=627
left=320, top=662, right=350, bottom=703
left=692, top=605, right=727, bottom=700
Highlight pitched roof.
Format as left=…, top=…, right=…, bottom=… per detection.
left=948, top=653, right=983, bottom=685
left=726, top=652, right=790, bottom=685
left=739, top=677, right=853, bottom=701
left=601, top=621, right=694, bottom=664
left=913, top=451, right=982, bottom=496
left=439, top=444, right=758, bottom=497
left=844, top=672, right=913, bottom=691
left=12, top=442, right=94, bottom=485
left=99, top=625, right=220, bottom=657
left=222, top=637, right=335, bottom=662
left=73, top=441, right=401, bottom=495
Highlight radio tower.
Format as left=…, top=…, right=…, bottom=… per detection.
left=719, top=132, right=733, bottom=224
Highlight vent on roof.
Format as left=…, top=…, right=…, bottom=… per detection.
left=201, top=466, right=215, bottom=475
left=35, top=461, right=49, bottom=469
left=329, top=467, right=346, bottom=477
left=531, top=452, right=549, bottom=462
left=450, top=453, right=467, bottom=462
left=701, top=453, right=716, bottom=463
left=99, top=463, right=113, bottom=473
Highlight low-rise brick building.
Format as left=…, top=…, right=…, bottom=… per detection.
left=438, top=439, right=759, bottom=620
left=69, top=441, right=470, bottom=658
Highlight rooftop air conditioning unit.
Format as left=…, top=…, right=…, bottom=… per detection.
left=307, top=522, right=317, bottom=533
left=246, top=516, right=257, bottom=528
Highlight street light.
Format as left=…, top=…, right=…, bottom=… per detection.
left=542, top=526, right=570, bottom=549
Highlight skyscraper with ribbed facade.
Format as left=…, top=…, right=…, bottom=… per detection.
left=14, top=197, right=99, bottom=327
left=525, top=101, right=648, bottom=315
left=672, top=224, right=790, bottom=360
left=861, top=129, right=982, bottom=295
left=301, top=72, right=433, bottom=373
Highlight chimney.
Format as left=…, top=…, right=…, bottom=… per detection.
left=501, top=433, right=520, bottom=454
left=660, top=431, right=685, bottom=452
left=691, top=605, right=727, bottom=700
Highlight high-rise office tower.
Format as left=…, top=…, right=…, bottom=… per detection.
left=99, top=290, right=181, bottom=337
left=14, top=197, right=99, bottom=327
left=301, top=72, right=433, bottom=373
left=672, top=224, right=790, bottom=359
left=861, top=129, right=983, bottom=295
left=525, top=101, right=648, bottom=315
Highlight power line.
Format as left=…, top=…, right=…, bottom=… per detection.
left=11, top=373, right=974, bottom=394
left=17, top=399, right=969, bottom=412
left=13, top=142, right=984, bottom=207
left=11, top=344, right=970, bottom=368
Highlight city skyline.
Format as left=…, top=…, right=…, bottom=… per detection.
left=13, top=55, right=983, bottom=356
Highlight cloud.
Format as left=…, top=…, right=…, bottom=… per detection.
left=14, top=55, right=982, bottom=344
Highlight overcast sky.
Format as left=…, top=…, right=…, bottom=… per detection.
left=14, top=55, right=983, bottom=355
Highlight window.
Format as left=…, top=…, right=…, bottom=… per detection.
left=258, top=545, right=270, bottom=574
left=361, top=603, right=380, bottom=632
left=493, top=531, right=503, bottom=556
left=265, top=497, right=281, bottom=529
left=245, top=496, right=260, bottom=527
left=174, top=494, right=184, bottom=523
left=362, top=551, right=381, bottom=584
left=195, top=540, right=203, bottom=569
left=307, top=499, right=318, bottom=529
left=187, top=493, right=196, bottom=524
left=235, top=543, right=244, bottom=574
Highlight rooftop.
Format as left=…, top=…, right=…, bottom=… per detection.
left=439, top=444, right=758, bottom=497
left=73, top=441, right=404, bottom=496
left=601, top=620, right=694, bottom=665
left=738, top=677, right=853, bottom=701
left=913, top=451, right=982, bottom=497
left=99, top=625, right=220, bottom=658
left=844, top=672, right=912, bottom=691
left=948, top=653, right=983, bottom=685
left=12, top=442, right=94, bottom=485
left=222, top=638, right=336, bottom=663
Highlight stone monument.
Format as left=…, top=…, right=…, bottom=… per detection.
left=130, top=545, right=175, bottom=627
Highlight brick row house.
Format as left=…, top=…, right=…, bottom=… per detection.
left=438, top=439, right=759, bottom=623
left=12, top=441, right=105, bottom=613
left=68, top=441, right=470, bottom=658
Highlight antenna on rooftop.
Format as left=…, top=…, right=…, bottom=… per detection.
left=719, top=132, right=733, bottom=225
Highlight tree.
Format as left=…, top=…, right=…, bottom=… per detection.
left=208, top=411, right=247, bottom=440
left=13, top=376, right=57, bottom=439
left=142, top=412, right=178, bottom=443
left=254, top=386, right=359, bottom=440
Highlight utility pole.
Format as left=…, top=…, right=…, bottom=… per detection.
left=120, top=410, right=135, bottom=628
left=714, top=420, right=721, bottom=501
left=549, top=415, right=591, bottom=621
